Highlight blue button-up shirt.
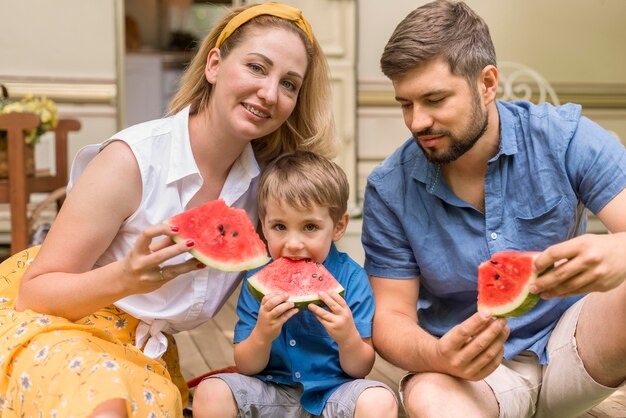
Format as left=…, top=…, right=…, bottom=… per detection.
left=362, top=100, right=626, bottom=364
left=234, top=244, right=375, bottom=415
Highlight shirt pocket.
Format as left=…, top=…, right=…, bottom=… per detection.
left=513, top=195, right=573, bottom=249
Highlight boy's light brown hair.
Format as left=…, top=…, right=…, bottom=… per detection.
left=257, top=151, right=349, bottom=224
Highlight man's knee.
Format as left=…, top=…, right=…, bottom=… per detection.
left=403, top=373, right=453, bottom=404
left=402, top=372, right=498, bottom=418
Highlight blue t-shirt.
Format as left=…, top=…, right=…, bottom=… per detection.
left=234, top=243, right=375, bottom=415
left=362, top=100, right=626, bottom=364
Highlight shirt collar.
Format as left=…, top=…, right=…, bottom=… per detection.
left=495, top=100, right=519, bottom=158
left=408, top=144, right=442, bottom=194
left=167, top=105, right=197, bottom=185
left=165, top=105, right=261, bottom=186
left=323, top=242, right=340, bottom=268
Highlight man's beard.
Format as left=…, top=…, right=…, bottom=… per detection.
left=413, top=95, right=489, bottom=164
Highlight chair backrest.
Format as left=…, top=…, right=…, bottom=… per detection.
left=496, top=61, right=560, bottom=105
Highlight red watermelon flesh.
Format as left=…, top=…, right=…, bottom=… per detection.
left=165, top=199, right=269, bottom=272
left=477, top=251, right=541, bottom=318
left=247, top=257, right=345, bottom=310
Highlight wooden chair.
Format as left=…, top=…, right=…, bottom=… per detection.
left=496, top=61, right=561, bottom=105
left=0, top=112, right=80, bottom=254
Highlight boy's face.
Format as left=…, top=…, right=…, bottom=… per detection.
left=261, top=199, right=348, bottom=264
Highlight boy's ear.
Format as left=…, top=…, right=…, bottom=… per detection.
left=332, top=211, right=350, bottom=241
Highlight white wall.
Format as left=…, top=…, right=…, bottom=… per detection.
left=0, top=0, right=122, bottom=168
left=0, top=0, right=118, bottom=80
left=359, top=0, right=626, bottom=85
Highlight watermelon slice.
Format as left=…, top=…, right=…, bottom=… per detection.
left=247, top=257, right=345, bottom=310
left=165, top=199, right=269, bottom=272
left=477, top=251, right=542, bottom=318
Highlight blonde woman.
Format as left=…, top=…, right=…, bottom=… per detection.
left=0, top=3, right=336, bottom=417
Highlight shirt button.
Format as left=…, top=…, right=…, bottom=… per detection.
left=294, top=372, right=301, bottom=379
left=267, top=375, right=273, bottom=380
left=289, top=339, right=296, bottom=347
left=490, top=232, right=498, bottom=240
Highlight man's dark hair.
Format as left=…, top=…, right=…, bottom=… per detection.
left=381, top=0, right=496, bottom=82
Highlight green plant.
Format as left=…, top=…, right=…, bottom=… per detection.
left=0, top=93, right=59, bottom=145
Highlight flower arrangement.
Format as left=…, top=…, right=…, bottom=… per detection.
left=0, top=93, right=59, bottom=145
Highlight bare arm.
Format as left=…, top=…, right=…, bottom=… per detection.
left=309, top=291, right=375, bottom=378
left=234, top=293, right=298, bottom=375
left=370, top=275, right=508, bottom=380
left=370, top=276, right=436, bottom=372
left=16, top=141, right=200, bottom=319
left=533, top=188, right=626, bottom=298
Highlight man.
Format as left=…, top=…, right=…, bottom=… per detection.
left=361, top=1, right=626, bottom=417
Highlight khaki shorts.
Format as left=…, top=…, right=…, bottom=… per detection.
left=400, top=297, right=623, bottom=418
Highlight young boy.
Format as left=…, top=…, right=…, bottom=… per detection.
left=192, top=151, right=398, bottom=418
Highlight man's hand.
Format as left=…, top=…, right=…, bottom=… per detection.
left=435, top=311, right=509, bottom=381
left=532, top=232, right=626, bottom=299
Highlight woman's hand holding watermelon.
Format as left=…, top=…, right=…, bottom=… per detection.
left=119, top=223, right=204, bottom=295
left=531, top=232, right=626, bottom=299
left=434, top=311, right=510, bottom=381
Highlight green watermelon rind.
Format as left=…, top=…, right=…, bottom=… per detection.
left=246, top=273, right=345, bottom=311
left=477, top=253, right=551, bottom=318
left=492, top=293, right=539, bottom=318
left=170, top=233, right=270, bottom=272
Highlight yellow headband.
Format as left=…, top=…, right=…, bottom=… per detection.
left=215, top=2, right=314, bottom=48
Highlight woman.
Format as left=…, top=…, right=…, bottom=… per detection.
left=0, top=3, right=336, bottom=417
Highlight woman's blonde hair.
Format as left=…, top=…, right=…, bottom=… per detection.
left=257, top=151, right=349, bottom=225
left=168, top=4, right=337, bottom=164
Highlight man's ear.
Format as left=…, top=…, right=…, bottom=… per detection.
left=205, top=48, right=221, bottom=84
left=332, top=211, right=350, bottom=242
left=480, top=64, right=499, bottom=104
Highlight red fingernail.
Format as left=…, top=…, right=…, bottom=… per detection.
left=186, top=239, right=195, bottom=247
left=197, top=262, right=205, bottom=269
left=170, top=226, right=179, bottom=232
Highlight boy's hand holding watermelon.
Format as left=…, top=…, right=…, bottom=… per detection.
left=255, top=292, right=299, bottom=343
left=308, top=290, right=362, bottom=345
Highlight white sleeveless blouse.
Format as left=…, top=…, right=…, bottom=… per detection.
left=68, top=106, right=260, bottom=358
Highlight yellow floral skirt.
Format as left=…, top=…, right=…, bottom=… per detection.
left=0, top=247, right=189, bottom=417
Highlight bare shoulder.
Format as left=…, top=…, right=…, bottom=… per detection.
left=29, top=140, right=142, bottom=274
left=67, top=140, right=142, bottom=218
